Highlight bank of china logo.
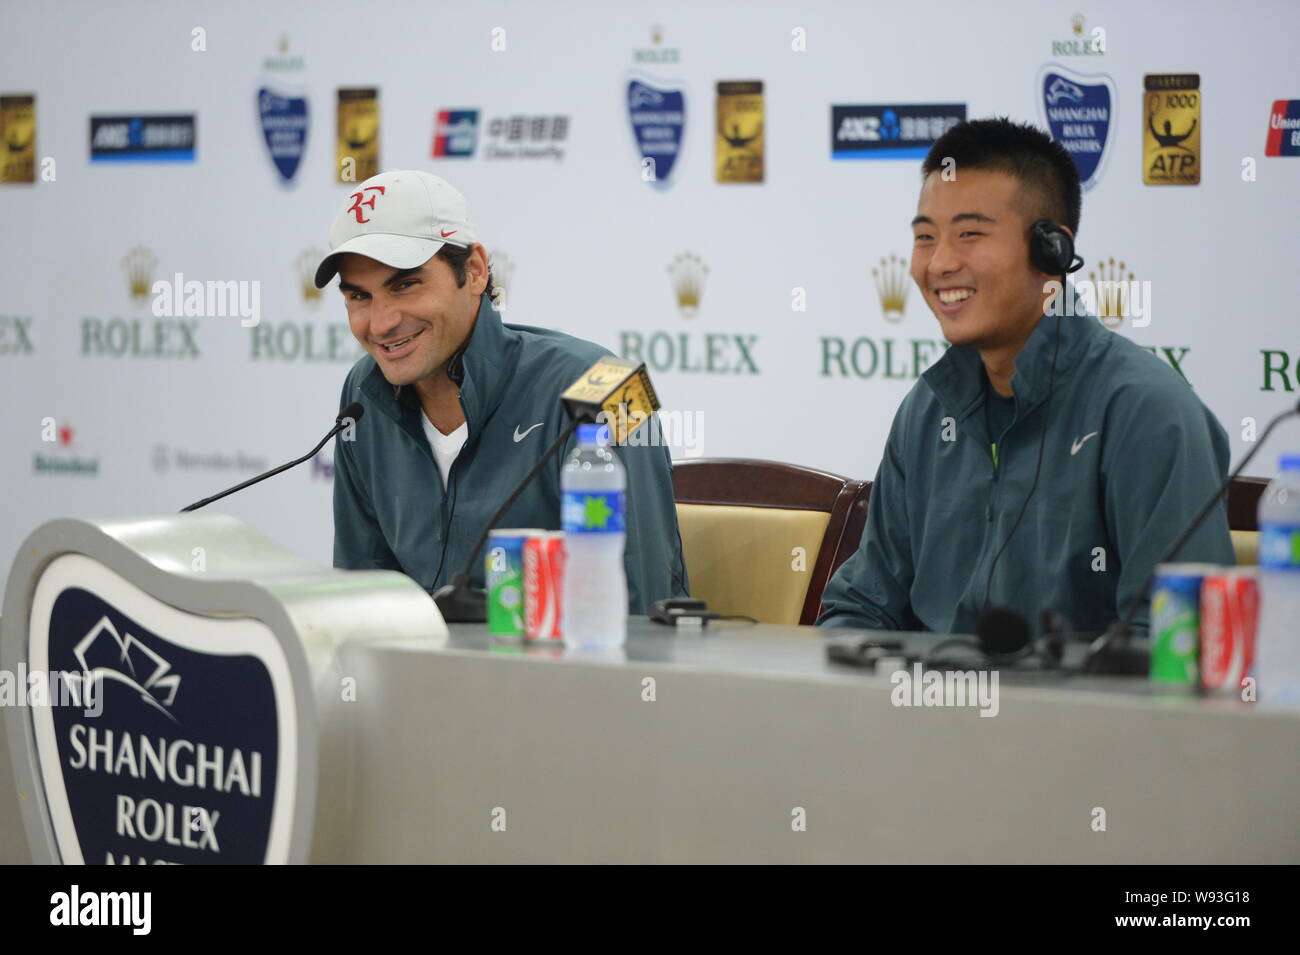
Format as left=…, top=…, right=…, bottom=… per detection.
left=122, top=246, right=156, bottom=303
left=1088, top=257, right=1135, bottom=328
left=75, top=615, right=181, bottom=722
left=296, top=249, right=324, bottom=305
left=1038, top=63, right=1116, bottom=191
left=872, top=254, right=909, bottom=322
left=668, top=252, right=708, bottom=317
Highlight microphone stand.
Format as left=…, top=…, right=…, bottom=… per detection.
left=1085, top=400, right=1300, bottom=673
left=179, top=409, right=362, bottom=513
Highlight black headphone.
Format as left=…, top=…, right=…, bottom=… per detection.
left=1028, top=219, right=1084, bottom=276
left=976, top=219, right=1085, bottom=652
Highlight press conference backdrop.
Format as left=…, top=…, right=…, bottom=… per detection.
left=1, top=0, right=1298, bottom=601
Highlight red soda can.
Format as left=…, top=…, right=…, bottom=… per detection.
left=1199, top=569, right=1258, bottom=693
left=524, top=531, right=565, bottom=640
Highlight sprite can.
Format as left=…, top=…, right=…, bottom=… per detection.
left=1150, top=563, right=1220, bottom=685
left=487, top=529, right=543, bottom=637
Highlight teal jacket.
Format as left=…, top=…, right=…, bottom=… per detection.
left=332, top=296, right=689, bottom=613
left=817, top=310, right=1235, bottom=636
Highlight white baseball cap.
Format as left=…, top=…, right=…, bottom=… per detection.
left=314, top=169, right=479, bottom=288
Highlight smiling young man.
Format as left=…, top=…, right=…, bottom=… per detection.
left=817, top=118, right=1234, bottom=637
left=317, top=169, right=687, bottom=612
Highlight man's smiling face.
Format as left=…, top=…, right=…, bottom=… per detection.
left=337, top=247, right=485, bottom=387
left=910, top=168, right=1055, bottom=351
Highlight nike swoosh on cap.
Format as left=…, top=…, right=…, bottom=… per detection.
left=513, top=422, right=544, bottom=442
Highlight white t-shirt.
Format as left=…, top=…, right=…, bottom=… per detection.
left=420, top=414, right=468, bottom=489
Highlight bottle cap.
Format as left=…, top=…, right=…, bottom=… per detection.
left=577, top=423, right=611, bottom=446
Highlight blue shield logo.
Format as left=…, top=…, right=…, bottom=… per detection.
left=258, top=87, right=309, bottom=184
left=1038, top=64, right=1116, bottom=191
left=627, top=78, right=685, bottom=186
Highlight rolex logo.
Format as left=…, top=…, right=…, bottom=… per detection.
left=122, top=246, right=157, bottom=304
left=1088, top=256, right=1135, bottom=328
left=668, top=252, right=708, bottom=318
left=296, top=249, right=324, bottom=305
left=1071, top=13, right=1085, bottom=36
left=651, top=23, right=663, bottom=45
left=871, top=254, right=909, bottom=323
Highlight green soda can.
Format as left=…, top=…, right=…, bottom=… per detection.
left=1150, top=563, right=1219, bottom=684
left=486, top=529, right=540, bottom=637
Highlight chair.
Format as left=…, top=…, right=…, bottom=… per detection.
left=1227, top=475, right=1269, bottom=565
left=671, top=458, right=870, bottom=625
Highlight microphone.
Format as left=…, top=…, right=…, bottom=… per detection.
left=1084, top=398, right=1300, bottom=673
left=431, top=357, right=661, bottom=623
left=179, top=403, right=364, bottom=513
left=976, top=606, right=1032, bottom=657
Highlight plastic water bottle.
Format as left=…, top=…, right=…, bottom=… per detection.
left=1256, top=454, right=1300, bottom=703
left=561, top=423, right=627, bottom=648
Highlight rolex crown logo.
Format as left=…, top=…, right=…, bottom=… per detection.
left=871, top=254, right=909, bottom=322
left=1071, top=13, right=1085, bottom=36
left=122, top=246, right=157, bottom=303
left=668, top=252, right=708, bottom=318
left=1088, top=256, right=1134, bottom=329
left=296, top=249, right=324, bottom=305
left=651, top=23, right=663, bottom=45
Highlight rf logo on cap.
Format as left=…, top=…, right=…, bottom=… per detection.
left=346, top=185, right=387, bottom=224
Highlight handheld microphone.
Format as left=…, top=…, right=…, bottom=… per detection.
left=179, top=403, right=364, bottom=513
left=431, top=358, right=661, bottom=623
left=1084, top=398, right=1300, bottom=673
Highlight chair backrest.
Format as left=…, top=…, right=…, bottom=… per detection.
left=1228, top=475, right=1268, bottom=566
left=672, top=458, right=869, bottom=625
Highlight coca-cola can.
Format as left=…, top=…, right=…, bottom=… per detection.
left=524, top=531, right=565, bottom=641
left=1199, top=569, right=1258, bottom=693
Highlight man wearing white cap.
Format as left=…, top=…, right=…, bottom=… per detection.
left=316, top=170, right=688, bottom=612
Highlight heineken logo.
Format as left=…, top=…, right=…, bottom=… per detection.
left=34, top=418, right=100, bottom=477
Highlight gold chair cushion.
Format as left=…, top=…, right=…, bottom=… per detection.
left=675, top=502, right=831, bottom=626
left=1231, top=529, right=1258, bottom=566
